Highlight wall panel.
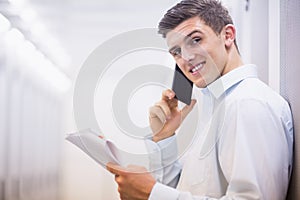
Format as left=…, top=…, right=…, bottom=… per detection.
left=280, top=0, right=300, bottom=199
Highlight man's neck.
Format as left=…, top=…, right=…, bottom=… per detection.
left=222, top=46, right=244, bottom=76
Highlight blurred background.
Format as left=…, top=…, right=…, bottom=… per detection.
left=0, top=0, right=299, bottom=199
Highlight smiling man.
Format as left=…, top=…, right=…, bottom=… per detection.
left=107, top=0, right=294, bottom=199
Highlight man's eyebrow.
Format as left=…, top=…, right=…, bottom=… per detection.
left=186, top=30, right=203, bottom=38
left=168, top=30, right=203, bottom=53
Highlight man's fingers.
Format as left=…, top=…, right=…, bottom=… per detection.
left=149, top=105, right=166, bottom=123
left=126, top=165, right=148, bottom=173
left=162, top=89, right=175, bottom=101
left=107, top=162, right=126, bottom=175
left=181, top=99, right=197, bottom=121
left=149, top=97, right=176, bottom=122
left=169, top=98, right=178, bottom=109
left=155, top=100, right=172, bottom=119
left=162, top=89, right=178, bottom=109
left=149, top=89, right=179, bottom=122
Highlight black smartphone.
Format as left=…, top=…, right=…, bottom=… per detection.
left=172, top=64, right=193, bottom=105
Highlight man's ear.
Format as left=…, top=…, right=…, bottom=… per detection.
left=223, top=24, right=236, bottom=48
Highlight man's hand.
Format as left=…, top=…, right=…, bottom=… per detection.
left=149, top=89, right=196, bottom=142
left=107, top=163, right=156, bottom=200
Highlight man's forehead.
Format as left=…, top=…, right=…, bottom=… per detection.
left=166, top=17, right=206, bottom=46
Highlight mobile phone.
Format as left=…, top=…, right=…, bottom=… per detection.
left=172, top=64, right=193, bottom=105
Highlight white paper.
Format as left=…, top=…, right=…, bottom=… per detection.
left=66, top=129, right=153, bottom=171
left=65, top=129, right=121, bottom=167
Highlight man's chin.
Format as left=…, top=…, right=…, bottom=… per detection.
left=195, top=79, right=208, bottom=88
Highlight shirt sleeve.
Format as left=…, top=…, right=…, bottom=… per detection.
left=145, top=135, right=182, bottom=187
left=148, top=98, right=293, bottom=200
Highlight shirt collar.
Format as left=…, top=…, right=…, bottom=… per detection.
left=203, top=64, right=258, bottom=99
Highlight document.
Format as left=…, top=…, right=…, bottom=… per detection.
left=66, top=129, right=122, bottom=167
left=66, top=129, right=157, bottom=172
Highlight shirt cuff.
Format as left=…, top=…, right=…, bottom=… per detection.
left=157, top=135, right=178, bottom=167
left=149, top=182, right=179, bottom=200
left=145, top=135, right=178, bottom=166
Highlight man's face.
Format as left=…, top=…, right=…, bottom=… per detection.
left=166, top=16, right=229, bottom=88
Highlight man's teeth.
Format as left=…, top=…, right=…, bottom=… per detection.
left=192, top=64, right=202, bottom=73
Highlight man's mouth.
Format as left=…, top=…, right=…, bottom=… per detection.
left=189, top=61, right=206, bottom=74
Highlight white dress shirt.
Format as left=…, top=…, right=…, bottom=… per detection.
left=147, top=64, right=294, bottom=200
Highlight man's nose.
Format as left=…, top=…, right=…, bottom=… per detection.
left=181, top=46, right=195, bottom=62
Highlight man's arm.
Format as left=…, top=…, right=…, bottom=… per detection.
left=107, top=89, right=196, bottom=199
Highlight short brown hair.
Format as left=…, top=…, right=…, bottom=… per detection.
left=158, top=0, right=234, bottom=37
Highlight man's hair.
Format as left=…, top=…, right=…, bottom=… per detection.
left=158, top=0, right=238, bottom=48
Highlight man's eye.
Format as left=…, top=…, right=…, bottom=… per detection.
left=191, top=37, right=201, bottom=44
left=171, top=48, right=181, bottom=57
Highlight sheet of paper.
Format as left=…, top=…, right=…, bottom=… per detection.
left=66, top=129, right=120, bottom=167
left=66, top=129, right=152, bottom=170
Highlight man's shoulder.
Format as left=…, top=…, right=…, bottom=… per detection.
left=227, top=77, right=289, bottom=111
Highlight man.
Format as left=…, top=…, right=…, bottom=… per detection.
left=107, top=0, right=294, bottom=199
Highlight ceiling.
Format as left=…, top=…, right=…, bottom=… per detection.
left=0, top=0, right=178, bottom=79
left=1, top=0, right=240, bottom=81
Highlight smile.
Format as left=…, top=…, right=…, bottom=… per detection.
left=190, top=61, right=206, bottom=74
